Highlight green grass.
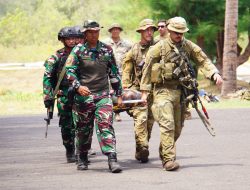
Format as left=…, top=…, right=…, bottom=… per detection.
left=0, top=44, right=61, bottom=63
left=0, top=91, right=44, bottom=116
left=201, top=98, right=250, bottom=109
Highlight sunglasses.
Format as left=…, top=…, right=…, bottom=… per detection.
left=173, top=31, right=184, bottom=36
left=158, top=25, right=166, bottom=29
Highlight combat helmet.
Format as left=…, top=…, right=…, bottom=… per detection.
left=58, top=27, right=76, bottom=41
left=72, top=25, right=84, bottom=38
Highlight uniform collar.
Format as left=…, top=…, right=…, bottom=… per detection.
left=110, top=37, right=122, bottom=45
left=84, top=41, right=102, bottom=52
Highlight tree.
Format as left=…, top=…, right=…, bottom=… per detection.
left=146, top=0, right=250, bottom=68
left=221, top=0, right=238, bottom=96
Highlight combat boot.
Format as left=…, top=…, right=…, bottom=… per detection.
left=88, top=148, right=96, bottom=157
left=135, top=147, right=149, bottom=163
left=163, top=160, right=179, bottom=171
left=108, top=152, right=122, bottom=173
left=77, top=153, right=88, bottom=170
left=66, top=147, right=76, bottom=163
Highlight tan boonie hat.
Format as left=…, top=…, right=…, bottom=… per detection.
left=136, top=19, right=157, bottom=33
left=108, top=23, right=123, bottom=32
left=167, top=17, right=189, bottom=33
left=81, top=20, right=103, bottom=32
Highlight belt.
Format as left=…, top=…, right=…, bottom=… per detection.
left=154, top=81, right=181, bottom=90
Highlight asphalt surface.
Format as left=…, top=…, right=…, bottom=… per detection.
left=0, top=108, right=250, bottom=190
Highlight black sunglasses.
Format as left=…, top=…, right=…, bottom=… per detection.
left=173, top=31, right=183, bottom=36
left=158, top=25, right=166, bottom=29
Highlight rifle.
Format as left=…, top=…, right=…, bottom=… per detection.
left=44, top=61, right=68, bottom=138
left=44, top=104, right=54, bottom=138
left=173, top=53, right=216, bottom=137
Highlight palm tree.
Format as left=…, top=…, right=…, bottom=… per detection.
left=221, top=0, right=238, bottom=96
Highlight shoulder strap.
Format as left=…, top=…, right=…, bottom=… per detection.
left=52, top=62, right=67, bottom=98
left=131, top=43, right=140, bottom=61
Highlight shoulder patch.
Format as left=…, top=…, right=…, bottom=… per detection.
left=66, top=55, right=74, bottom=66
left=46, top=56, right=57, bottom=66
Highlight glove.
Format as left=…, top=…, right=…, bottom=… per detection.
left=44, top=99, right=54, bottom=108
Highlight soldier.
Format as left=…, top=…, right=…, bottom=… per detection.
left=72, top=25, right=97, bottom=157
left=122, top=19, right=157, bottom=163
left=43, top=27, right=77, bottom=163
left=104, top=23, right=132, bottom=122
left=73, top=25, right=85, bottom=44
left=154, top=19, right=169, bottom=42
left=140, top=17, right=223, bottom=171
left=65, top=20, right=123, bottom=173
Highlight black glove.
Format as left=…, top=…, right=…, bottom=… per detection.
left=67, top=86, right=76, bottom=105
left=44, top=99, right=54, bottom=108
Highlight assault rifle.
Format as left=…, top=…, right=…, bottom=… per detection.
left=44, top=104, right=54, bottom=138
left=173, top=53, right=216, bottom=136
left=44, top=61, right=67, bottom=138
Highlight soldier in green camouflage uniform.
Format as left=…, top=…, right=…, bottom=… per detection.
left=73, top=25, right=85, bottom=44
left=140, top=17, right=223, bottom=171
left=43, top=27, right=78, bottom=163
left=65, top=20, right=123, bottom=173
left=122, top=19, right=157, bottom=163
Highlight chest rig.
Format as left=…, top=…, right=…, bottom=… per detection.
left=151, top=39, right=192, bottom=85
left=131, top=42, right=152, bottom=86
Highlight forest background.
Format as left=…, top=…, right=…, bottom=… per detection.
left=0, top=0, right=249, bottom=63
left=0, top=0, right=249, bottom=115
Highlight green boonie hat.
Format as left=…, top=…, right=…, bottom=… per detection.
left=167, top=17, right=189, bottom=33
left=108, top=23, right=123, bottom=32
left=81, top=20, right=103, bottom=32
left=136, top=19, right=157, bottom=33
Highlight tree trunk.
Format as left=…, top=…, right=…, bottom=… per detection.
left=215, top=30, right=224, bottom=73
left=221, top=0, right=238, bottom=96
left=197, top=35, right=205, bottom=49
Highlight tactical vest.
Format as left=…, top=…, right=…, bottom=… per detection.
left=151, top=39, right=192, bottom=84
left=131, top=41, right=154, bottom=86
left=78, top=57, right=109, bottom=93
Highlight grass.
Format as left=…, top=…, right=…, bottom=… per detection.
left=0, top=69, right=45, bottom=116
left=0, top=91, right=44, bottom=115
left=0, top=44, right=61, bottom=63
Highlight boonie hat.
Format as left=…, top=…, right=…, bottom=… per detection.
left=108, top=23, right=123, bottom=32
left=81, top=20, right=103, bottom=32
left=167, top=17, right=189, bottom=33
left=136, top=19, right=157, bottom=33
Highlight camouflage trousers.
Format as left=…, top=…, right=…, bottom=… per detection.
left=57, top=95, right=75, bottom=151
left=130, top=93, right=155, bottom=154
left=72, top=92, right=117, bottom=155
left=151, top=88, right=184, bottom=165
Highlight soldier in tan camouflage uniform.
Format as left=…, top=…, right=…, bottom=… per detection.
left=122, top=19, right=157, bottom=163
left=154, top=19, right=169, bottom=43
left=104, top=23, right=132, bottom=122
left=140, top=17, right=223, bottom=171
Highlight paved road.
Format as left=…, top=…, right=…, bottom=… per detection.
left=0, top=109, right=250, bottom=190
